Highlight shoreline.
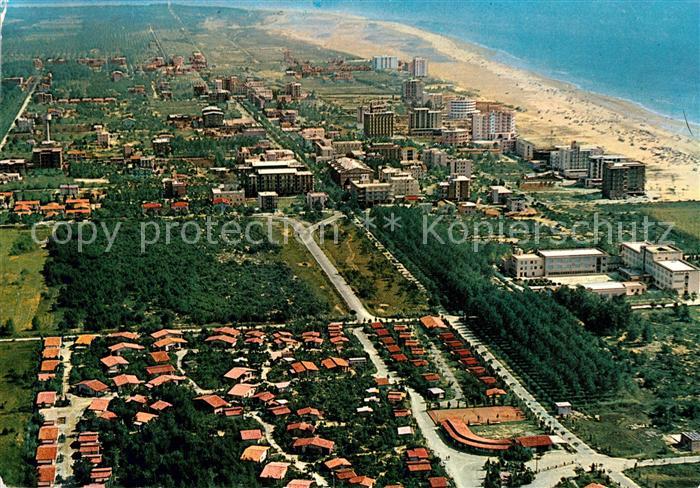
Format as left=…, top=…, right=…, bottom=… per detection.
left=261, top=9, right=700, bottom=201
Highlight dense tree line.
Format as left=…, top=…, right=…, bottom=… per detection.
left=44, top=220, right=328, bottom=330
left=551, top=286, right=632, bottom=336
left=370, top=207, right=625, bottom=400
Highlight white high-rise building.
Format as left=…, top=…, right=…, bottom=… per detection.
left=410, top=57, right=428, bottom=77
left=372, top=55, right=398, bottom=70
left=447, top=97, right=477, bottom=119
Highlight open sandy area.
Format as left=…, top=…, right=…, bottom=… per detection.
left=262, top=10, right=699, bottom=201
left=428, top=406, right=526, bottom=426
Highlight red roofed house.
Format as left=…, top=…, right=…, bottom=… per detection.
left=195, top=394, right=229, bottom=414
left=205, top=335, right=238, bottom=347
left=149, top=351, right=170, bottom=364
left=76, top=379, right=109, bottom=396
left=420, top=316, right=447, bottom=329
left=36, top=391, right=57, bottom=408
left=260, top=462, right=289, bottom=481
left=224, top=367, right=255, bottom=382
left=113, top=374, right=142, bottom=388
left=100, top=355, right=129, bottom=374
left=292, top=436, right=335, bottom=455
left=36, top=465, right=56, bottom=487
left=35, top=444, right=58, bottom=464
left=240, top=429, right=263, bottom=442
left=290, top=361, right=319, bottom=375
left=228, top=383, right=256, bottom=398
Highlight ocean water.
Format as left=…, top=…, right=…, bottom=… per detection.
left=292, top=0, right=700, bottom=125
left=11, top=0, right=700, bottom=124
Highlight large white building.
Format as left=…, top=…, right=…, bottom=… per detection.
left=620, top=242, right=700, bottom=295
left=506, top=248, right=610, bottom=278
left=372, top=55, right=398, bottom=70
left=550, top=141, right=603, bottom=179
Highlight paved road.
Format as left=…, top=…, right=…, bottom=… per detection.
left=0, top=76, right=37, bottom=151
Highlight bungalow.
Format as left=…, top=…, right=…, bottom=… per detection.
left=292, top=436, right=335, bottom=455
left=44, top=337, right=61, bottom=348
left=109, top=331, right=140, bottom=341
left=146, top=374, right=186, bottom=389
left=286, top=422, right=316, bottom=436
left=320, top=357, right=350, bottom=371
left=348, top=476, right=375, bottom=488
left=260, top=462, right=289, bottom=481
left=100, top=355, right=129, bottom=374
left=145, top=364, right=176, bottom=376
left=151, top=329, right=183, bottom=340
left=398, top=426, right=415, bottom=438
left=36, top=465, right=56, bottom=488
left=240, top=429, right=263, bottom=442
left=38, top=425, right=59, bottom=444
left=149, top=351, right=170, bottom=364
left=356, top=406, right=373, bottom=416
left=297, top=407, right=322, bottom=418
left=152, top=337, right=188, bottom=351
left=88, top=398, right=111, bottom=413
left=195, top=394, right=229, bottom=414
left=74, top=334, right=97, bottom=348
left=36, top=391, right=57, bottom=408
left=40, top=360, right=60, bottom=374
left=224, top=367, right=255, bottom=382
left=126, top=394, right=148, bottom=405
left=112, top=374, right=142, bottom=388
left=109, top=342, right=145, bottom=355
left=406, top=447, right=429, bottom=461
left=77, top=379, right=109, bottom=396
left=290, top=361, right=319, bottom=375
left=42, top=348, right=60, bottom=360
left=286, top=480, right=315, bottom=488
left=35, top=444, right=58, bottom=465
left=134, top=411, right=158, bottom=426
left=240, top=445, right=269, bottom=463
left=149, top=400, right=173, bottom=413
left=269, top=405, right=292, bottom=417
left=213, top=326, right=241, bottom=337
left=205, top=335, right=238, bottom=347
left=91, top=467, right=113, bottom=484
left=428, top=477, right=449, bottom=488
left=228, top=383, right=256, bottom=398
left=324, top=458, right=351, bottom=471
left=420, top=316, right=447, bottom=329
left=253, top=391, right=276, bottom=404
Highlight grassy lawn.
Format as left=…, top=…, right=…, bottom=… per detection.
left=270, top=223, right=348, bottom=317
left=0, top=228, right=57, bottom=335
left=625, top=463, right=700, bottom=488
left=0, top=341, right=40, bottom=485
left=317, top=221, right=430, bottom=317
left=640, top=201, right=700, bottom=240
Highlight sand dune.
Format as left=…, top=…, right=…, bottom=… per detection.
left=263, top=10, right=699, bottom=201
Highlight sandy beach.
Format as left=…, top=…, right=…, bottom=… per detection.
left=262, top=10, right=699, bottom=201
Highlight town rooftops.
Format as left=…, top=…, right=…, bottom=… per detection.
left=113, top=374, right=142, bottom=388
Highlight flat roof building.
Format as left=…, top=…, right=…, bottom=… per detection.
left=507, top=248, right=609, bottom=279
left=620, top=241, right=699, bottom=295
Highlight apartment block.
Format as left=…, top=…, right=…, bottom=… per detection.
left=447, top=97, right=477, bottom=120
left=372, top=55, right=398, bottom=70
left=328, top=157, right=373, bottom=187
left=402, top=79, right=424, bottom=103
left=422, top=148, right=448, bottom=167
left=602, top=161, right=645, bottom=199
left=350, top=180, right=392, bottom=206
left=449, top=158, right=472, bottom=177
left=550, top=141, right=603, bottom=178
left=363, top=109, right=395, bottom=138
left=409, top=107, right=442, bottom=136
left=410, top=57, right=428, bottom=77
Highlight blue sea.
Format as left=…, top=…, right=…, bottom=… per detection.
left=12, top=0, right=700, bottom=124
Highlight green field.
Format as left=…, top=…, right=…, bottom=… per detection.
left=640, top=201, right=700, bottom=240
left=0, top=228, right=56, bottom=335
left=0, top=340, right=40, bottom=486
left=626, top=463, right=700, bottom=488
left=318, top=220, right=430, bottom=317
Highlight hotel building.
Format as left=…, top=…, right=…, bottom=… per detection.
left=506, top=248, right=610, bottom=278
left=602, top=161, right=645, bottom=199
left=620, top=242, right=699, bottom=295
